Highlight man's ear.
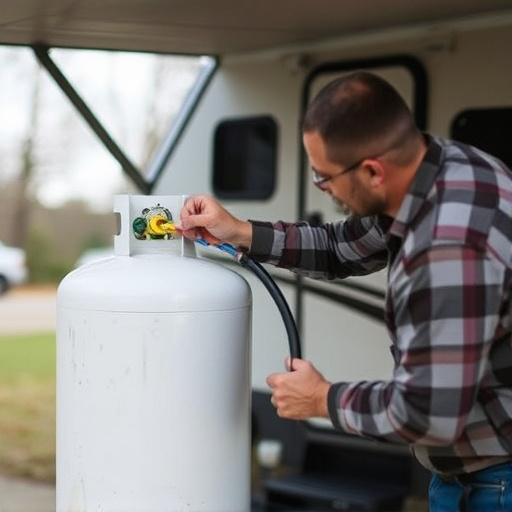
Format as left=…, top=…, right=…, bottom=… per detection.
left=364, top=159, right=385, bottom=187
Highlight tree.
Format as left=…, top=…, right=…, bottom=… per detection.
left=9, top=64, right=42, bottom=249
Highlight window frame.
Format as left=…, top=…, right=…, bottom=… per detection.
left=212, top=114, right=279, bottom=201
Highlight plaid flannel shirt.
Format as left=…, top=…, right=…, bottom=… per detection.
left=248, top=135, right=512, bottom=476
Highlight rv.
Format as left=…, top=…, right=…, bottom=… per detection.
left=2, top=1, right=512, bottom=509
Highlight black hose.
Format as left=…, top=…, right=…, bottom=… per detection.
left=238, top=253, right=302, bottom=364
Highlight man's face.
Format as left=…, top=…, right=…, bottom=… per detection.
left=303, top=131, right=386, bottom=217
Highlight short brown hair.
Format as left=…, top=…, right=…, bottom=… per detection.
left=302, top=72, right=420, bottom=165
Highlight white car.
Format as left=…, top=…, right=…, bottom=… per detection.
left=0, top=240, right=28, bottom=294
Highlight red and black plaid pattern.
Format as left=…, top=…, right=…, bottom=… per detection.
left=248, top=135, right=512, bottom=476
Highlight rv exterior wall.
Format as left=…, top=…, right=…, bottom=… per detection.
left=154, top=19, right=512, bottom=391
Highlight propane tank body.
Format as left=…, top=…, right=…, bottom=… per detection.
left=56, top=195, right=252, bottom=512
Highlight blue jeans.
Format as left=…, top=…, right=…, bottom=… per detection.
left=429, top=463, right=512, bottom=512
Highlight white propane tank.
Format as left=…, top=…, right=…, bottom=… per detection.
left=56, top=195, right=252, bottom=512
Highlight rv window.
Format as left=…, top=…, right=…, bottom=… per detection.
left=451, top=107, right=512, bottom=169
left=213, top=116, right=277, bottom=200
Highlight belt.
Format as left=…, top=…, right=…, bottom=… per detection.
left=440, top=473, right=472, bottom=483
left=440, top=460, right=512, bottom=483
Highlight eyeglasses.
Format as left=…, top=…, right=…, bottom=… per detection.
left=312, top=159, right=363, bottom=190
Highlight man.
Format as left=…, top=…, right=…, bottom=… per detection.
left=178, top=72, right=512, bottom=511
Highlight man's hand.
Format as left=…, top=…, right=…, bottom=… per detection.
left=177, top=194, right=252, bottom=250
left=266, top=358, right=331, bottom=420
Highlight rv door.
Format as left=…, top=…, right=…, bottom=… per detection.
left=299, top=60, right=427, bottom=427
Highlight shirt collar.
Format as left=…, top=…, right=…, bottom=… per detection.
left=389, top=134, right=444, bottom=239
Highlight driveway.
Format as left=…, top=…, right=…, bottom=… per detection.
left=0, top=474, right=55, bottom=512
left=0, top=285, right=57, bottom=334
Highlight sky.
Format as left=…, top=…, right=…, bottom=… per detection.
left=0, top=46, right=206, bottom=212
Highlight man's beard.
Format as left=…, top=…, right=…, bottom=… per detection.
left=333, top=194, right=386, bottom=218
left=332, top=197, right=351, bottom=216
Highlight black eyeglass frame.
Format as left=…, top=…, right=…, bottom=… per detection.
left=311, top=158, right=363, bottom=190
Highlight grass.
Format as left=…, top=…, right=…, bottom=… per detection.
left=0, top=332, right=55, bottom=483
